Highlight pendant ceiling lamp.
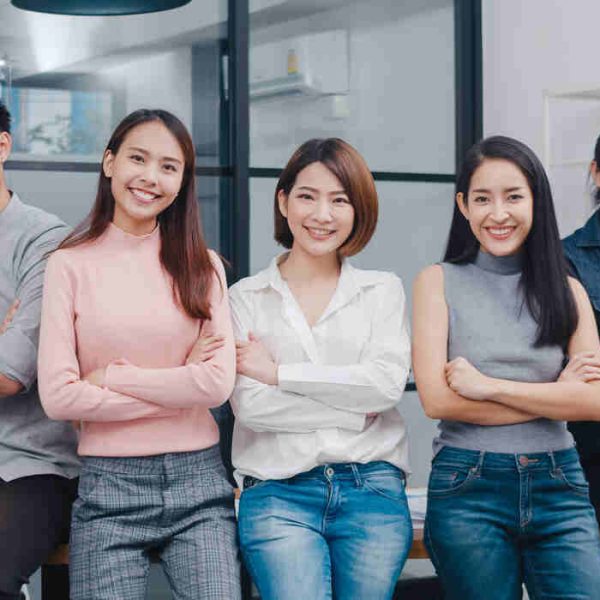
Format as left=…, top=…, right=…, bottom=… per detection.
left=11, top=0, right=192, bottom=16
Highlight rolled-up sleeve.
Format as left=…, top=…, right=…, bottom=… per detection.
left=277, top=274, right=411, bottom=413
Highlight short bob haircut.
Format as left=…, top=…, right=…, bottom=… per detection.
left=274, top=138, right=378, bottom=257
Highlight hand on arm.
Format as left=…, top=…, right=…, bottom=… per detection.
left=412, top=265, right=537, bottom=425
left=0, top=300, right=23, bottom=396
left=236, top=332, right=278, bottom=386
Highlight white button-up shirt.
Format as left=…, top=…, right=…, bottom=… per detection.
left=229, top=254, right=411, bottom=484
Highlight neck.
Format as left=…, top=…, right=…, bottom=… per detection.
left=279, top=247, right=341, bottom=283
left=112, top=216, right=157, bottom=237
left=0, top=179, right=10, bottom=213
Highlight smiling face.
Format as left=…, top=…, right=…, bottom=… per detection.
left=103, top=120, right=185, bottom=235
left=277, top=161, right=355, bottom=259
left=458, top=158, right=534, bottom=256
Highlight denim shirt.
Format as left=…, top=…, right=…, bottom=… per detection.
left=563, top=210, right=600, bottom=458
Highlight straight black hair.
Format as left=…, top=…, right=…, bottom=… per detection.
left=444, top=135, right=577, bottom=348
left=0, top=100, right=10, bottom=134
left=592, top=134, right=600, bottom=204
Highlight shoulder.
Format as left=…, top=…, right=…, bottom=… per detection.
left=414, top=264, right=444, bottom=291
left=13, top=200, right=69, bottom=249
left=228, top=265, right=271, bottom=298
left=568, top=275, right=589, bottom=302
left=207, top=249, right=226, bottom=277
left=347, top=264, right=405, bottom=294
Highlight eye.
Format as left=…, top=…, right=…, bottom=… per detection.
left=298, top=193, right=314, bottom=201
left=163, top=163, right=178, bottom=173
left=507, top=193, right=523, bottom=202
left=472, top=195, right=488, bottom=204
left=129, top=154, right=144, bottom=163
left=333, top=196, right=350, bottom=204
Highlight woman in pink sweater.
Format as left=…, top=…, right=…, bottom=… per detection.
left=38, top=109, right=240, bottom=600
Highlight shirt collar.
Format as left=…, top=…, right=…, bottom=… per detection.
left=244, top=252, right=386, bottom=317
left=575, top=211, right=600, bottom=247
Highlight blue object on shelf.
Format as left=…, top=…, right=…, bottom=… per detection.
left=11, top=0, right=191, bottom=16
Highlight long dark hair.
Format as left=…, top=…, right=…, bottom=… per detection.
left=592, top=134, right=600, bottom=204
left=59, top=108, right=215, bottom=320
left=444, top=135, right=577, bottom=348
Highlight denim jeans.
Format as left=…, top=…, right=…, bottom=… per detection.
left=238, top=461, right=412, bottom=600
left=425, top=446, right=600, bottom=600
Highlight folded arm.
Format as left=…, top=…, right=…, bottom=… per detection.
left=481, top=278, right=600, bottom=420
left=103, top=253, right=236, bottom=409
left=229, top=286, right=366, bottom=432
left=412, top=265, right=538, bottom=425
left=278, top=274, right=411, bottom=413
left=38, top=251, right=178, bottom=422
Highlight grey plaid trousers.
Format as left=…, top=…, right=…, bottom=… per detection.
left=69, top=445, right=241, bottom=599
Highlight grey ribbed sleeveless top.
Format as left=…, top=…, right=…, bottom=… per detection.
left=434, top=251, right=574, bottom=454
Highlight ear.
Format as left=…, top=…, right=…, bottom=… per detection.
left=0, top=131, right=12, bottom=163
left=456, top=192, right=469, bottom=221
left=102, top=149, right=115, bottom=178
left=277, top=189, right=288, bottom=218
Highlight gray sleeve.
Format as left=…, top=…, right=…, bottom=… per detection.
left=0, top=223, right=69, bottom=389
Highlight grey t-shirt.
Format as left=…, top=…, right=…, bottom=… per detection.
left=0, top=192, right=79, bottom=481
left=434, top=250, right=573, bottom=454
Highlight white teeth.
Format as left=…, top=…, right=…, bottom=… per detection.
left=308, top=228, right=333, bottom=235
left=489, top=227, right=513, bottom=235
left=131, top=189, right=157, bottom=201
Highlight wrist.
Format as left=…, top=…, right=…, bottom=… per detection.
left=487, top=377, right=507, bottom=402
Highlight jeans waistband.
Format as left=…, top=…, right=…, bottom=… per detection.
left=434, top=445, right=580, bottom=471
left=82, top=444, right=222, bottom=476
left=244, top=461, right=403, bottom=490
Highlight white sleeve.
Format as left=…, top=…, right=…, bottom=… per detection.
left=278, top=275, right=411, bottom=413
left=229, top=285, right=366, bottom=433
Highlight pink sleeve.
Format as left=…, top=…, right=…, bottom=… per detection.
left=104, top=252, right=236, bottom=409
left=38, top=252, right=179, bottom=422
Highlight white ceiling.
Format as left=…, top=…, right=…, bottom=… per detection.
left=0, top=0, right=450, bottom=82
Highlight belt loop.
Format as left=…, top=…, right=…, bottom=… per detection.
left=549, top=451, right=558, bottom=472
left=476, top=450, right=485, bottom=473
left=350, top=463, right=362, bottom=487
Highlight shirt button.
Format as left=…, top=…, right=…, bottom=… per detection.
left=325, top=467, right=334, bottom=477
left=519, top=456, right=529, bottom=467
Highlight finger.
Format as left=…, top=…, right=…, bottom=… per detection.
left=248, top=331, right=258, bottom=342
left=202, top=340, right=225, bottom=352
left=235, top=340, right=249, bottom=349
left=199, top=351, right=217, bottom=362
left=583, top=373, right=600, bottom=383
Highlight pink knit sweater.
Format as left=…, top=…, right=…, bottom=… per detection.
left=38, top=223, right=235, bottom=457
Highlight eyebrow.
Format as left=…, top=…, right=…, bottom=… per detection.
left=471, top=186, right=525, bottom=193
left=126, top=146, right=183, bottom=165
left=297, top=185, right=348, bottom=195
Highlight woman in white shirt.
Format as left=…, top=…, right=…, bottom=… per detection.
left=229, top=138, right=412, bottom=600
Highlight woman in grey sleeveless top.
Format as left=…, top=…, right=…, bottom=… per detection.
left=413, top=136, right=600, bottom=600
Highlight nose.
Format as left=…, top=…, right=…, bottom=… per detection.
left=140, top=162, right=159, bottom=186
left=313, top=198, right=333, bottom=222
left=490, top=199, right=509, bottom=222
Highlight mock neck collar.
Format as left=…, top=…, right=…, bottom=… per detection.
left=474, top=249, right=523, bottom=275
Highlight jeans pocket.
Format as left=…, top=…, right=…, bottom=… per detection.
left=362, top=470, right=407, bottom=502
left=427, top=463, right=478, bottom=497
left=555, top=463, right=590, bottom=496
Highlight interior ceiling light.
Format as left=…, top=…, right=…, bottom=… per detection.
left=11, top=0, right=192, bottom=16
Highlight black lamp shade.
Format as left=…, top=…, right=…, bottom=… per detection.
left=11, top=0, right=192, bottom=16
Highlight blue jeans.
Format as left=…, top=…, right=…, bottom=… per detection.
left=238, top=461, right=412, bottom=600
left=425, top=446, right=600, bottom=600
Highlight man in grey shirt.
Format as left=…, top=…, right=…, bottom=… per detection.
left=0, top=100, right=79, bottom=599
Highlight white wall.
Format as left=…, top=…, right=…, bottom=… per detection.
left=483, top=0, right=600, bottom=236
